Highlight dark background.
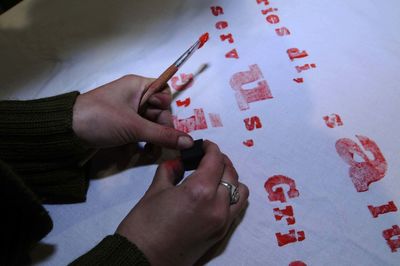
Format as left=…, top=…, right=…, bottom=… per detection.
left=0, top=0, right=22, bottom=13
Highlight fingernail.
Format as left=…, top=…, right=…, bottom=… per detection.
left=178, top=136, right=194, bottom=149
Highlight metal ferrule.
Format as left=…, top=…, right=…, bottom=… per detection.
left=173, top=40, right=200, bottom=68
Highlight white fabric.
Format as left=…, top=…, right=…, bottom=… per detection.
left=1, top=0, right=399, bottom=265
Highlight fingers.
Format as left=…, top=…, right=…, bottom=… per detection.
left=184, top=140, right=225, bottom=189
left=134, top=117, right=194, bottom=149
left=144, top=108, right=174, bottom=128
left=147, top=159, right=184, bottom=195
left=216, top=155, right=239, bottom=205
left=147, top=89, right=172, bottom=110
left=219, top=155, right=249, bottom=220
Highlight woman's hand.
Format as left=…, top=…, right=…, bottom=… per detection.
left=72, top=74, right=193, bottom=149
left=116, top=140, right=249, bottom=266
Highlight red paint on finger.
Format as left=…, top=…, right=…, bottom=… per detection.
left=198, top=32, right=209, bottom=49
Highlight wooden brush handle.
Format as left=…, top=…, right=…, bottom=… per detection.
left=139, top=64, right=178, bottom=109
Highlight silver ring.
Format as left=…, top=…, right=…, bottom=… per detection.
left=219, top=180, right=240, bottom=205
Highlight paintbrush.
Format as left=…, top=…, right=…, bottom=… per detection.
left=138, top=32, right=209, bottom=113
left=79, top=32, right=209, bottom=166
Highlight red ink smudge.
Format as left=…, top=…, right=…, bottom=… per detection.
left=368, top=201, right=398, bottom=218
left=274, top=205, right=295, bottom=225
left=198, top=32, right=209, bottom=49
left=335, top=135, right=387, bottom=192
left=323, top=113, right=343, bottom=128
left=208, top=113, right=223, bottom=128
left=264, top=175, right=300, bottom=203
left=243, top=139, right=254, bottom=147
left=383, top=225, right=400, bottom=252
left=276, top=229, right=305, bottom=247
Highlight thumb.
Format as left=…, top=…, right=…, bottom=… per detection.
left=135, top=117, right=194, bottom=149
left=147, top=159, right=184, bottom=195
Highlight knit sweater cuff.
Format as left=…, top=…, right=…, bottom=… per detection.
left=0, top=91, right=88, bottom=159
left=70, top=234, right=150, bottom=266
left=0, top=91, right=91, bottom=203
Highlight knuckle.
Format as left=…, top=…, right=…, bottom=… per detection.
left=185, top=180, right=215, bottom=203
left=122, top=74, right=139, bottom=82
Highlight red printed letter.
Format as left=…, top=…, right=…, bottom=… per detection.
left=220, top=33, right=234, bottom=43
left=208, top=113, right=223, bottom=128
left=210, top=6, right=224, bottom=16
left=383, top=225, right=400, bottom=252
left=323, top=113, right=343, bottom=128
left=261, top=8, right=278, bottom=15
left=276, top=230, right=305, bottom=247
left=289, top=261, right=307, bottom=266
left=229, top=64, right=273, bottom=110
left=368, top=201, right=398, bottom=218
left=293, top=78, right=304, bottom=83
left=295, top=63, right=316, bottom=73
left=173, top=109, right=207, bottom=133
left=257, top=0, right=270, bottom=5
left=171, top=73, right=194, bottom=91
left=274, top=205, right=295, bottom=225
left=244, top=116, right=262, bottom=131
left=215, top=21, right=228, bottom=29
left=287, top=48, right=308, bottom=61
left=275, top=27, right=291, bottom=36
left=176, top=97, right=191, bottom=107
left=225, top=48, right=239, bottom=59
left=266, top=14, right=280, bottom=24
left=243, top=139, right=254, bottom=147
left=264, top=175, right=300, bottom=203
left=335, top=135, right=387, bottom=192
